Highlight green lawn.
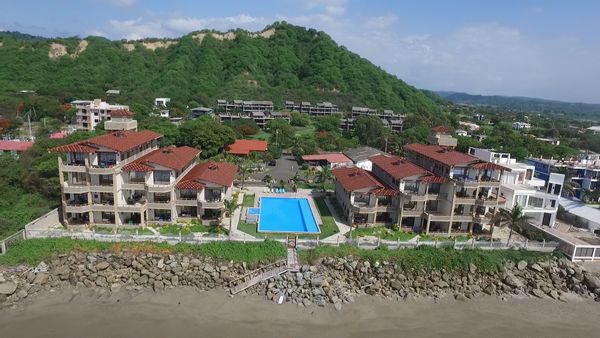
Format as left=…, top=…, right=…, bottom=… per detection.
left=419, top=234, right=472, bottom=242
left=118, top=228, right=154, bottom=236
left=242, top=194, right=255, bottom=207
left=0, top=238, right=286, bottom=266
left=300, top=245, right=561, bottom=272
left=236, top=197, right=339, bottom=240
left=312, top=197, right=339, bottom=239
left=345, top=226, right=417, bottom=241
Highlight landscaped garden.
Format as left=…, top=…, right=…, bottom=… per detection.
left=345, top=226, right=418, bottom=241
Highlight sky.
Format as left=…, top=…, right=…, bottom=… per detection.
left=1, top=0, right=599, bottom=103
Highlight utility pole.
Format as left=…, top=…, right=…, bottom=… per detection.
left=275, top=129, right=279, bottom=147
left=384, top=136, right=389, bottom=153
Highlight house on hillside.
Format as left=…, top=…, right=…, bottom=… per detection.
left=227, top=139, right=268, bottom=156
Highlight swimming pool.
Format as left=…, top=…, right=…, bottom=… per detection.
left=257, top=197, right=320, bottom=234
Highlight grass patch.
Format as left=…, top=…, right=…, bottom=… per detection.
left=346, top=227, right=417, bottom=241
left=300, top=245, right=560, bottom=272
left=419, top=234, right=472, bottom=242
left=251, top=130, right=271, bottom=140
left=312, top=197, right=339, bottom=239
left=0, top=238, right=286, bottom=266
left=242, top=194, right=255, bottom=207
left=118, top=228, right=154, bottom=236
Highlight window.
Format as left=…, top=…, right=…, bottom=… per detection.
left=154, top=171, right=170, bottom=184
left=528, top=196, right=543, bottom=208
left=514, top=195, right=527, bottom=207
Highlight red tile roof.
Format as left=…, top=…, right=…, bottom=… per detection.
left=333, top=166, right=398, bottom=196
left=370, top=154, right=429, bottom=180
left=227, top=139, right=267, bottom=155
left=123, top=146, right=200, bottom=173
left=110, top=109, right=134, bottom=117
left=0, top=140, right=33, bottom=152
left=49, top=130, right=161, bottom=153
left=302, top=153, right=352, bottom=164
left=471, top=161, right=511, bottom=171
left=431, top=125, right=453, bottom=133
left=404, top=143, right=478, bottom=166
left=176, top=162, right=238, bottom=189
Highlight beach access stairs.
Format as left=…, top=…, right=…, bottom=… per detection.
left=229, top=237, right=300, bottom=295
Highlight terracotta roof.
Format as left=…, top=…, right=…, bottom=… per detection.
left=332, top=166, right=397, bottom=196
left=471, top=161, right=511, bottom=171
left=0, top=140, right=33, bottom=152
left=420, top=175, right=450, bottom=183
left=49, top=130, right=161, bottom=153
left=370, top=154, right=429, bottom=180
left=302, top=153, right=352, bottom=164
left=110, top=109, right=134, bottom=117
left=404, top=143, right=478, bottom=166
left=431, top=125, right=453, bottom=133
left=49, top=132, right=67, bottom=139
left=176, top=162, right=238, bottom=189
left=123, top=146, right=200, bottom=173
left=227, top=139, right=268, bottom=155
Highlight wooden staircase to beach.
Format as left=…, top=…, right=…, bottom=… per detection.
left=229, top=236, right=301, bottom=294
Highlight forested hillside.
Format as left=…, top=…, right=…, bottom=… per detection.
left=0, top=22, right=440, bottom=122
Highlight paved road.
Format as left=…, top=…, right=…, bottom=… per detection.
left=251, top=155, right=300, bottom=183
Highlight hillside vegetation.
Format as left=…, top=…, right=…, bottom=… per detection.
left=0, top=22, right=440, bottom=122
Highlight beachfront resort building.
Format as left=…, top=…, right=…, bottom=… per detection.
left=74, top=99, right=129, bottom=131
left=50, top=130, right=238, bottom=228
left=332, top=130, right=515, bottom=235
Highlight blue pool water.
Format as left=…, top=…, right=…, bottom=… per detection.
left=247, top=208, right=259, bottom=215
left=257, top=197, right=320, bottom=234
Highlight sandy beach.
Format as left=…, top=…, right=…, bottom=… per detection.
left=0, top=287, right=598, bottom=338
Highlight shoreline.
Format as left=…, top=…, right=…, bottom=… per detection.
left=1, top=287, right=599, bottom=338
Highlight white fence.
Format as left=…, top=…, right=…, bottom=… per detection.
left=19, top=228, right=559, bottom=254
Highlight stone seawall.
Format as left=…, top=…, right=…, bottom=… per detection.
left=1, top=252, right=599, bottom=310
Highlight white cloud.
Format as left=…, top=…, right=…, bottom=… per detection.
left=304, top=0, right=347, bottom=16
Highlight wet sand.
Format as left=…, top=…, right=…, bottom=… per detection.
left=1, top=288, right=598, bottom=338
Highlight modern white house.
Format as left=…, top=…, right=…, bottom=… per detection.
left=469, top=147, right=564, bottom=227
left=512, top=122, right=532, bottom=130
left=154, top=98, right=171, bottom=118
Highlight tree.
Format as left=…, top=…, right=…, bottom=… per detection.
left=315, top=166, right=333, bottom=192
left=267, top=119, right=294, bottom=148
left=354, top=115, right=388, bottom=146
left=227, top=119, right=259, bottom=137
left=178, top=117, right=235, bottom=158
left=223, top=197, right=240, bottom=237
left=314, top=115, right=341, bottom=132
left=290, top=112, right=310, bottom=127
left=499, top=204, right=531, bottom=245
left=138, top=116, right=180, bottom=146
left=237, top=158, right=253, bottom=189
left=262, top=174, right=273, bottom=187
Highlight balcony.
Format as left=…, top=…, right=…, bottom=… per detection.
left=452, top=214, right=473, bottom=222
left=424, top=211, right=452, bottom=221
left=454, top=195, right=476, bottom=205
left=89, top=184, right=114, bottom=193
left=201, top=200, right=225, bottom=209
left=351, top=200, right=376, bottom=213
left=63, top=182, right=90, bottom=193
left=91, top=204, right=114, bottom=212
left=147, top=183, right=172, bottom=193
left=64, top=203, right=91, bottom=213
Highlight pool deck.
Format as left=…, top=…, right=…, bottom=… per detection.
left=253, top=192, right=323, bottom=226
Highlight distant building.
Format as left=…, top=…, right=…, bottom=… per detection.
left=227, top=139, right=268, bottom=156
left=154, top=98, right=171, bottom=118
left=190, top=107, right=213, bottom=119
left=347, top=106, right=405, bottom=133
left=215, top=100, right=288, bottom=128
left=0, top=140, right=33, bottom=158
left=471, top=134, right=487, bottom=142
left=105, top=89, right=120, bottom=96
left=427, top=126, right=457, bottom=148
left=343, top=146, right=384, bottom=171
left=301, top=153, right=353, bottom=169
left=536, top=137, right=560, bottom=146
left=512, top=122, right=531, bottom=130
left=74, top=99, right=129, bottom=131
left=473, top=113, right=485, bottom=121
left=104, top=110, right=137, bottom=131
left=586, top=126, right=600, bottom=134
left=285, top=101, right=339, bottom=116
left=458, top=121, right=480, bottom=131
left=455, top=130, right=469, bottom=137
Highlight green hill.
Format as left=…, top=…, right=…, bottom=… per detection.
left=0, top=22, right=440, bottom=121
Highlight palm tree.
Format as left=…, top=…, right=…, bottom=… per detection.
left=262, top=174, right=273, bottom=188
left=500, top=204, right=531, bottom=245
left=316, top=166, right=333, bottom=192
left=223, top=198, right=240, bottom=237
left=237, top=159, right=252, bottom=189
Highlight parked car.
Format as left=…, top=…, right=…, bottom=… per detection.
left=268, top=160, right=277, bottom=166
